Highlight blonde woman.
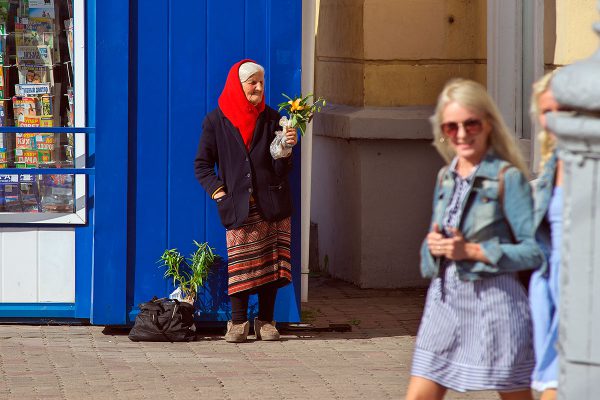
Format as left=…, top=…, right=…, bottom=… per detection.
left=406, top=79, right=543, bottom=400
left=528, top=71, right=564, bottom=400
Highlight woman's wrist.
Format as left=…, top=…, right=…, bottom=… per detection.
left=464, top=242, right=491, bottom=264
left=213, top=190, right=226, bottom=199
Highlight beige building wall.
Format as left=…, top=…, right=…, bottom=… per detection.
left=316, top=0, right=487, bottom=107
left=312, top=0, right=488, bottom=287
left=545, top=0, right=599, bottom=68
left=310, top=0, right=600, bottom=288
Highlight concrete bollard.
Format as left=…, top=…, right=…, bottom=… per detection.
left=546, top=2, right=600, bottom=397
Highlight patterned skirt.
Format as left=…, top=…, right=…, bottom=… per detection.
left=225, top=203, right=292, bottom=295
left=411, top=264, right=535, bottom=392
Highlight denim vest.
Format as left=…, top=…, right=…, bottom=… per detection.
left=420, top=151, right=544, bottom=281
left=531, top=151, right=558, bottom=275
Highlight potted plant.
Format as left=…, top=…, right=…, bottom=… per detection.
left=158, top=240, right=219, bottom=304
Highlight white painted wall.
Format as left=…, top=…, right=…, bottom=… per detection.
left=0, top=228, right=75, bottom=302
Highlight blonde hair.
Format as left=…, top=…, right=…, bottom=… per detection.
left=530, top=70, right=559, bottom=170
left=431, top=79, right=529, bottom=176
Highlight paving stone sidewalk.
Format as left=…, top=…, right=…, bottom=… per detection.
left=0, top=277, right=502, bottom=399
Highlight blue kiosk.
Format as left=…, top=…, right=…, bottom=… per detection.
left=0, top=0, right=302, bottom=325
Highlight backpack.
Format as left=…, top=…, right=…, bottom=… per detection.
left=128, top=297, right=196, bottom=342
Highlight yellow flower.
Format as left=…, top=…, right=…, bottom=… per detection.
left=289, top=98, right=305, bottom=112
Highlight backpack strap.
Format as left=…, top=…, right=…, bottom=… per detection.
left=497, top=163, right=516, bottom=243
left=437, top=166, right=449, bottom=188
left=497, top=164, right=512, bottom=209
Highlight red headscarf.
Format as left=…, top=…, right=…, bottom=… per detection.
left=218, top=59, right=266, bottom=149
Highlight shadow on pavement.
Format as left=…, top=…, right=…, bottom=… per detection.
left=102, top=275, right=427, bottom=341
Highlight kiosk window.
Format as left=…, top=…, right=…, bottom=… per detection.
left=0, top=0, right=81, bottom=216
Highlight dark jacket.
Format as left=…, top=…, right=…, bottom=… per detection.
left=194, top=105, right=293, bottom=229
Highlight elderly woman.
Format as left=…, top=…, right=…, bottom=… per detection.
left=194, top=59, right=297, bottom=343
left=528, top=71, right=564, bottom=400
left=406, top=79, right=544, bottom=400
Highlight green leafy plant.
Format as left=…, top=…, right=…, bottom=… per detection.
left=158, top=241, right=219, bottom=303
left=277, top=93, right=326, bottom=136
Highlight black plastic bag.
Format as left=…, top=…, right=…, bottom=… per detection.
left=128, top=297, right=196, bottom=342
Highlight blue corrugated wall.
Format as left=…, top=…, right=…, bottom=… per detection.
left=125, top=0, right=302, bottom=323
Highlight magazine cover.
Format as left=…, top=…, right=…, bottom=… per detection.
left=16, top=45, right=52, bottom=66
left=0, top=147, right=6, bottom=168
left=15, top=148, right=50, bottom=167
left=18, top=0, right=29, bottom=18
left=0, top=62, right=4, bottom=99
left=29, top=0, right=54, bottom=20
left=16, top=132, right=34, bottom=149
left=18, top=174, right=41, bottom=213
left=16, top=82, right=51, bottom=96
left=0, top=174, right=20, bottom=211
left=15, top=30, right=54, bottom=47
left=40, top=174, right=74, bottom=212
left=0, top=1, right=8, bottom=22
left=66, top=86, right=74, bottom=127
left=18, top=65, right=48, bottom=84
left=0, top=99, right=5, bottom=127
left=13, top=96, right=39, bottom=126
left=41, top=94, right=52, bottom=115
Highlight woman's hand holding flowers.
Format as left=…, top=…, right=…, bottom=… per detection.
left=284, top=127, right=298, bottom=147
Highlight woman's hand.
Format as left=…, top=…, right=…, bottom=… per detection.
left=426, top=223, right=446, bottom=257
left=284, top=127, right=298, bottom=147
left=428, top=226, right=490, bottom=263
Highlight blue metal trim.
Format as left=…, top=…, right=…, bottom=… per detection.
left=70, top=0, right=96, bottom=320
left=0, top=168, right=94, bottom=175
left=0, top=303, right=76, bottom=318
left=89, top=0, right=129, bottom=325
left=0, top=127, right=95, bottom=133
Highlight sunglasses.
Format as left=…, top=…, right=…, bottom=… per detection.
left=440, top=118, right=483, bottom=138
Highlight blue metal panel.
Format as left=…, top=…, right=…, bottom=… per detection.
left=0, top=304, right=77, bottom=318
left=127, top=0, right=302, bottom=323
left=89, top=0, right=130, bottom=324
left=74, top=0, right=98, bottom=320
left=268, top=0, right=302, bottom=322
left=126, top=0, right=171, bottom=318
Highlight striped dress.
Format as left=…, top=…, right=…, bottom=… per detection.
left=225, top=202, right=292, bottom=295
left=411, top=167, right=535, bottom=392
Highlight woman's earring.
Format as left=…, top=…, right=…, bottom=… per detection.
left=439, top=137, right=445, bottom=143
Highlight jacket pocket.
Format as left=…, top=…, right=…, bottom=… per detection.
left=215, top=192, right=236, bottom=227
left=267, top=181, right=291, bottom=220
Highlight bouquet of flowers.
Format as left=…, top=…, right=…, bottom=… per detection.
left=270, top=93, right=326, bottom=159
left=277, top=93, right=326, bottom=136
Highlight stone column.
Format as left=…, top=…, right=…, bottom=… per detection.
left=546, top=2, right=600, bottom=397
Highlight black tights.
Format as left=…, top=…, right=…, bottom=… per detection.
left=230, top=284, right=278, bottom=323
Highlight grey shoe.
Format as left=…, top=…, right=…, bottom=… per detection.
left=254, top=318, right=280, bottom=341
left=225, top=320, right=249, bottom=343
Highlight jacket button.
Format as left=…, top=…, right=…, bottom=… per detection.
left=245, top=157, right=249, bottom=162
left=248, top=188, right=253, bottom=193
left=278, top=185, right=282, bottom=189
left=246, top=173, right=251, bottom=178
